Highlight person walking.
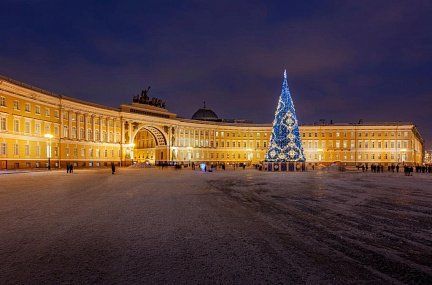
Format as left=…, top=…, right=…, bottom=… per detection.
left=66, top=163, right=70, bottom=173
left=111, top=162, right=116, bottom=174
left=70, top=163, right=74, bottom=173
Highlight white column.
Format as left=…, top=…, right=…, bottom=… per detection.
left=68, top=110, right=73, bottom=139
left=84, top=114, right=89, bottom=141
left=128, top=121, right=133, bottom=144
left=92, top=115, right=96, bottom=141
left=60, top=108, right=64, bottom=138
left=121, top=120, right=125, bottom=144
left=99, top=116, right=103, bottom=142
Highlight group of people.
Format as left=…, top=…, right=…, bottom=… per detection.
left=403, top=165, right=414, bottom=176
left=164, top=162, right=239, bottom=171
left=66, top=163, right=74, bottom=173
left=65, top=162, right=116, bottom=174
left=356, top=163, right=432, bottom=176
left=358, top=164, right=397, bottom=172
left=371, top=164, right=385, bottom=173
left=414, top=165, right=432, bottom=173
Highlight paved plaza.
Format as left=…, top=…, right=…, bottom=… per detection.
left=1, top=168, right=431, bottom=284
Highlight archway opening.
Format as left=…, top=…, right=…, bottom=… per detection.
left=131, top=125, right=168, bottom=165
left=134, top=129, right=157, bottom=165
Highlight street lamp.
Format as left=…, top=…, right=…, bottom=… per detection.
left=44, top=133, right=53, bottom=170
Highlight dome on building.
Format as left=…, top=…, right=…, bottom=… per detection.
left=191, top=102, right=219, bottom=121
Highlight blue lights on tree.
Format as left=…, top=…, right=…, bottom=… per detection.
left=265, top=70, right=305, bottom=162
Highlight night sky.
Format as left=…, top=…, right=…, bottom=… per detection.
left=1, top=1, right=431, bottom=145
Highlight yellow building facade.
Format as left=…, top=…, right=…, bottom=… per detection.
left=0, top=75, right=424, bottom=169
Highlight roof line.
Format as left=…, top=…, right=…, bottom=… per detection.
left=0, top=74, right=120, bottom=112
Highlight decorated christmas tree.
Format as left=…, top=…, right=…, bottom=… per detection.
left=265, top=70, right=305, bottom=162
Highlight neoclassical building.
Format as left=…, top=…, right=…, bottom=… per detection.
left=0, top=75, right=424, bottom=169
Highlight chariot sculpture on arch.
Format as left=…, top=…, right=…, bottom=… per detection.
left=132, top=85, right=166, bottom=108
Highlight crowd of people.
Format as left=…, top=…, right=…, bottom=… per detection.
left=154, top=161, right=250, bottom=172
left=63, top=161, right=432, bottom=176
left=356, top=163, right=432, bottom=176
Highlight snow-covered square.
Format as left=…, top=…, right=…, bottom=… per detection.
left=1, top=168, right=431, bottom=283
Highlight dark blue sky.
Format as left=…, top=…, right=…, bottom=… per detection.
left=1, top=0, right=431, bottom=145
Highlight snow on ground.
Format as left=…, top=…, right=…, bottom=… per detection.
left=0, top=168, right=431, bottom=284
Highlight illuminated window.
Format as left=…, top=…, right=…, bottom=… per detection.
left=0, top=117, right=7, bottom=131
left=35, top=123, right=41, bottom=134
left=72, top=127, right=77, bottom=139
left=0, top=96, right=6, bottom=107
left=45, top=108, right=50, bottom=117
left=24, top=121, right=31, bottom=133
left=0, top=143, right=6, bottom=155
left=25, top=103, right=31, bottom=112
left=14, top=144, right=19, bottom=155
left=35, top=106, right=41, bottom=114
left=14, top=119, right=20, bottom=132
left=14, top=100, right=20, bottom=110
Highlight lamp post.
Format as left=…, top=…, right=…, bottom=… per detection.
left=44, top=134, right=53, bottom=170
